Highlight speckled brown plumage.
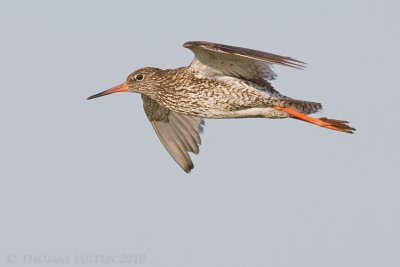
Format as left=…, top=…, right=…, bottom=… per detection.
left=88, top=41, right=355, bottom=173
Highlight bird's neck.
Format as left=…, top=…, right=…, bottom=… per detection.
left=151, top=67, right=188, bottom=91
left=141, top=67, right=190, bottom=104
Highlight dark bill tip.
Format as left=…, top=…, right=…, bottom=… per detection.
left=87, top=82, right=129, bottom=100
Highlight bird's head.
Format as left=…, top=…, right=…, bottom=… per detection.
left=87, top=67, right=162, bottom=100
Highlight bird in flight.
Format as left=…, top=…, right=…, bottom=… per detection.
left=87, top=41, right=355, bottom=173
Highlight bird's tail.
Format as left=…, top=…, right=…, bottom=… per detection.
left=276, top=98, right=323, bottom=115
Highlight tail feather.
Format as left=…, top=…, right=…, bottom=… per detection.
left=280, top=99, right=322, bottom=115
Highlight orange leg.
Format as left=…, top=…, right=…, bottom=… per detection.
left=274, top=106, right=355, bottom=134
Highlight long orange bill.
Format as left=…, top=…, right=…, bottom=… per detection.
left=87, top=82, right=129, bottom=100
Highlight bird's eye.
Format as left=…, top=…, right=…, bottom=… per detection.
left=135, top=74, right=144, bottom=81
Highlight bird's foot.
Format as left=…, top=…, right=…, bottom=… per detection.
left=274, top=106, right=355, bottom=134
left=316, top=117, right=355, bottom=133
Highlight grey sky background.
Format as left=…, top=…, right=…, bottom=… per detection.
left=1, top=0, right=399, bottom=266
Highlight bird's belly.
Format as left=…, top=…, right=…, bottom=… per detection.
left=166, top=95, right=288, bottom=119
left=180, top=107, right=289, bottom=119
left=229, top=107, right=289, bottom=119
left=158, top=79, right=285, bottom=118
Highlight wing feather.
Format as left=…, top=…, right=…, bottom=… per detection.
left=184, top=41, right=305, bottom=80
left=142, top=95, right=204, bottom=173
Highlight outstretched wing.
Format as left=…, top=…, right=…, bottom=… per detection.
left=184, top=41, right=305, bottom=80
left=142, top=95, right=204, bottom=173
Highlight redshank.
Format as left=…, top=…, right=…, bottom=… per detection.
left=88, top=41, right=355, bottom=173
